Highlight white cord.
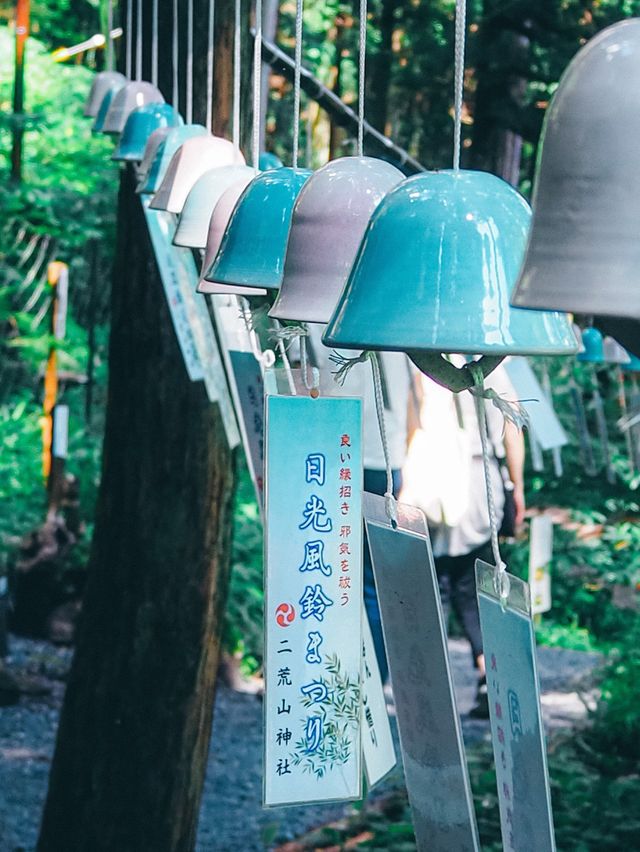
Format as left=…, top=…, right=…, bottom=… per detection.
left=252, top=0, right=263, bottom=168
left=206, top=0, right=215, bottom=132
left=135, top=0, right=142, bottom=81
left=233, top=0, right=241, bottom=155
left=469, top=364, right=508, bottom=600
left=453, top=0, right=466, bottom=170
left=292, top=0, right=303, bottom=168
left=357, top=0, right=367, bottom=157
left=370, top=353, right=397, bottom=525
left=151, top=0, right=158, bottom=87
left=187, top=0, right=194, bottom=124
left=172, top=0, right=179, bottom=108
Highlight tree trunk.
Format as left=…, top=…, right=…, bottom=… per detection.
left=37, top=0, right=239, bottom=848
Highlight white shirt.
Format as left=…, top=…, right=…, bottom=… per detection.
left=307, top=324, right=412, bottom=470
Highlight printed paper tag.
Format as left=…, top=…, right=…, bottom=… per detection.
left=141, top=198, right=240, bottom=448
left=364, top=493, right=480, bottom=851
left=476, top=560, right=556, bottom=852
left=504, top=358, right=567, bottom=451
left=141, top=198, right=203, bottom=382
left=54, top=266, right=68, bottom=340
left=52, top=405, right=69, bottom=459
left=209, top=296, right=266, bottom=508
left=264, top=374, right=363, bottom=806
left=362, top=606, right=396, bottom=788
left=529, top=516, right=552, bottom=615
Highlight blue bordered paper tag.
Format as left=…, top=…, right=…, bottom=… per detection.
left=476, top=560, right=556, bottom=852
left=263, top=369, right=363, bottom=806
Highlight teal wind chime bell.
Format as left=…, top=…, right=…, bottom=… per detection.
left=137, top=125, right=208, bottom=194
left=203, top=167, right=312, bottom=292
left=576, top=327, right=605, bottom=364
left=113, top=104, right=183, bottom=162
left=323, top=169, right=578, bottom=390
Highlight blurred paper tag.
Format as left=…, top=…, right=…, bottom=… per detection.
left=54, top=266, right=68, bottom=340
left=364, top=493, right=479, bottom=852
left=529, top=516, right=553, bottom=615
left=504, top=358, right=567, bottom=450
left=476, top=561, right=556, bottom=852
left=52, top=405, right=69, bottom=459
left=141, top=198, right=239, bottom=448
left=264, top=376, right=363, bottom=806
left=210, top=296, right=265, bottom=509
left=361, top=607, right=396, bottom=787
left=142, top=198, right=203, bottom=382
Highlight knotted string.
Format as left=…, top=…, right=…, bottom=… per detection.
left=268, top=325, right=319, bottom=392
left=469, top=363, right=509, bottom=602
left=452, top=0, right=466, bottom=170
left=239, top=297, right=276, bottom=368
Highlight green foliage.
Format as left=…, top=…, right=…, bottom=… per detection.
left=223, top=465, right=264, bottom=668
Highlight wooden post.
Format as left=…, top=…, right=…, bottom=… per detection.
left=11, top=0, right=30, bottom=183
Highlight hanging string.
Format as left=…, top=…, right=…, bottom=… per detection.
left=107, top=0, right=114, bottom=72
left=452, top=0, right=467, bottom=170
left=370, top=353, right=398, bottom=525
left=233, top=0, right=242, bottom=155
left=469, top=363, right=508, bottom=600
left=357, top=0, right=367, bottom=157
left=206, top=0, right=215, bottom=132
left=300, top=335, right=320, bottom=393
left=135, top=0, right=142, bottom=81
left=172, top=0, right=179, bottom=108
left=126, top=0, right=132, bottom=79
left=151, top=0, right=158, bottom=87
left=292, top=0, right=303, bottom=168
left=252, top=0, right=263, bottom=168
left=187, top=0, right=194, bottom=124
left=239, top=298, right=276, bottom=368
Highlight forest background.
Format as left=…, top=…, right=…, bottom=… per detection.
left=2, top=0, right=640, bottom=849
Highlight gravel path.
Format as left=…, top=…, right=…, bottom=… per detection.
left=0, top=636, right=600, bottom=852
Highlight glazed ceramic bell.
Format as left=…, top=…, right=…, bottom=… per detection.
left=323, top=170, right=578, bottom=372
left=102, top=82, right=165, bottom=134
left=198, top=182, right=267, bottom=296
left=623, top=351, right=640, bottom=372
left=112, top=104, right=182, bottom=162
left=594, top=317, right=640, bottom=360
left=84, top=71, right=126, bottom=117
left=577, top=328, right=605, bottom=364
left=511, top=19, right=640, bottom=322
left=137, top=124, right=208, bottom=194
left=258, top=151, right=283, bottom=171
left=93, top=86, right=119, bottom=133
left=173, top=165, right=256, bottom=249
left=269, top=157, right=404, bottom=323
left=149, top=136, right=245, bottom=214
left=204, top=168, right=312, bottom=290
left=603, top=336, right=631, bottom=365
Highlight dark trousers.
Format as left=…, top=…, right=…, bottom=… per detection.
left=435, top=540, right=492, bottom=667
left=363, top=468, right=402, bottom=684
